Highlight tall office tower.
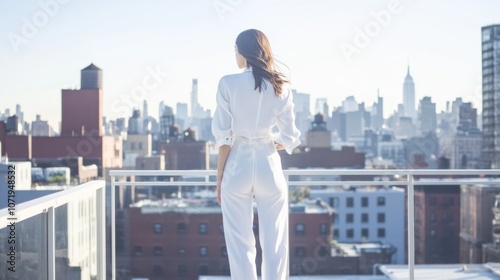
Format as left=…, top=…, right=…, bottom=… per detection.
left=418, top=96, right=437, bottom=135
left=31, top=115, right=50, bottom=136
left=61, top=64, right=103, bottom=136
left=371, top=90, right=384, bottom=130
left=403, top=65, right=416, bottom=122
left=128, top=109, right=142, bottom=135
left=160, top=106, right=175, bottom=142
left=81, top=63, right=102, bottom=89
left=143, top=100, right=149, bottom=120
left=176, top=103, right=188, bottom=120
left=315, top=98, right=329, bottom=117
left=190, top=79, right=200, bottom=118
left=342, top=96, right=358, bottom=112
left=292, top=90, right=311, bottom=142
left=482, top=24, right=500, bottom=168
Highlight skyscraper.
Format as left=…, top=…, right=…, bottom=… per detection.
left=81, top=63, right=103, bottom=89
left=403, top=65, right=416, bottom=122
left=482, top=24, right=500, bottom=168
left=418, top=96, right=437, bottom=135
left=190, top=79, right=200, bottom=118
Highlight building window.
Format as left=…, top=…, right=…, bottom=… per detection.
left=346, top=228, right=354, bottom=238
left=139, top=142, right=143, bottom=150
left=361, top=197, right=369, bottom=207
left=153, top=265, right=163, bottom=276
left=329, top=197, right=339, bottom=207
left=377, top=213, right=385, bottom=223
left=361, top=228, right=369, bottom=239
left=333, top=213, right=339, bottom=224
left=153, top=246, right=163, bottom=256
left=177, top=223, right=187, bottom=234
left=134, top=246, right=142, bottom=256
left=429, top=196, right=437, bottom=206
left=377, top=197, right=386, bottom=206
left=295, top=223, right=305, bottom=235
left=153, top=223, right=162, bottom=234
left=361, top=213, right=369, bottom=223
left=199, top=223, right=208, bottom=234
left=378, top=228, right=386, bottom=238
left=178, top=247, right=186, bottom=255
left=131, top=143, right=135, bottom=150
left=178, top=265, right=188, bottom=277
left=346, top=213, right=354, bottom=223
left=295, top=247, right=306, bottom=257
left=346, top=197, right=354, bottom=207
left=320, top=223, right=328, bottom=235
left=221, top=246, right=228, bottom=257
left=334, top=229, right=339, bottom=239
left=430, top=229, right=436, bottom=237
left=430, top=213, right=436, bottom=223
left=199, top=246, right=208, bottom=256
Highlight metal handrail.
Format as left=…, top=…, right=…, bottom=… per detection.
left=109, top=168, right=500, bottom=280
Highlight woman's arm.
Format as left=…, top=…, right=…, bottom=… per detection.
left=216, top=145, right=231, bottom=205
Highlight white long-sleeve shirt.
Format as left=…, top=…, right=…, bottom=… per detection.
left=211, top=68, right=301, bottom=154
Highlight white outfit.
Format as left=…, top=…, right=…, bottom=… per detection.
left=212, top=68, right=301, bottom=280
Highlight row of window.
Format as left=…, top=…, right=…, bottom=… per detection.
left=153, top=223, right=216, bottom=234
left=294, top=223, right=329, bottom=235
left=333, top=213, right=386, bottom=224
left=153, top=222, right=330, bottom=236
left=333, top=228, right=386, bottom=239
left=134, top=245, right=228, bottom=257
left=129, top=142, right=144, bottom=150
left=328, top=196, right=386, bottom=208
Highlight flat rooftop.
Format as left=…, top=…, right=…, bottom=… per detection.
left=379, top=263, right=500, bottom=279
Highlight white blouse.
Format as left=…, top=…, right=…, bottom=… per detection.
left=211, top=68, right=301, bottom=154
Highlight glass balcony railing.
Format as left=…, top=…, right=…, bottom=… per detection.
left=108, top=169, right=500, bottom=280
left=0, top=180, right=106, bottom=280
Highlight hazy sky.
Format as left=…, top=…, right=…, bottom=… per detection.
left=1, top=0, right=499, bottom=129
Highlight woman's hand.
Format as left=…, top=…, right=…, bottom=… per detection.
left=275, top=142, right=285, bottom=150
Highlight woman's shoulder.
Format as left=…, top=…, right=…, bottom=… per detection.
left=219, top=71, right=248, bottom=83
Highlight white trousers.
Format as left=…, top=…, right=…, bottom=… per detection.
left=221, top=137, right=289, bottom=280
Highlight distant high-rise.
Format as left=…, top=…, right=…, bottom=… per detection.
left=371, top=90, right=384, bottom=130
left=403, top=65, right=416, bottom=122
left=190, top=79, right=200, bottom=118
left=81, top=63, right=102, bottom=89
left=292, top=90, right=311, bottom=142
left=143, top=100, right=149, bottom=120
left=482, top=24, right=500, bottom=168
left=315, top=98, right=329, bottom=117
left=418, top=96, right=436, bottom=135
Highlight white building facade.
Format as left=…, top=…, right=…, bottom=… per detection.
left=310, top=187, right=406, bottom=264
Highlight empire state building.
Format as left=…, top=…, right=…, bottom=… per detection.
left=403, top=65, right=416, bottom=122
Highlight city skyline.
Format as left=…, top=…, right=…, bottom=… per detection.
left=1, top=0, right=499, bottom=129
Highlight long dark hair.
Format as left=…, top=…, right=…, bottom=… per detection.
left=235, top=29, right=289, bottom=96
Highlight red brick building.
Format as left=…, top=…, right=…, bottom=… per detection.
left=0, top=64, right=122, bottom=178
left=160, top=141, right=209, bottom=170
left=125, top=198, right=334, bottom=279
left=414, top=184, right=460, bottom=264
left=280, top=146, right=365, bottom=169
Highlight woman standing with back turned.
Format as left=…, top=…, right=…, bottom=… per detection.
left=212, top=29, right=301, bottom=280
